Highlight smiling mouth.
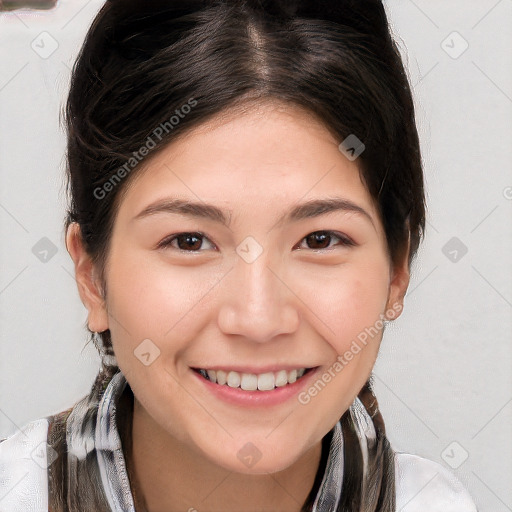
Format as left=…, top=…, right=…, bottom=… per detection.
left=192, top=367, right=316, bottom=391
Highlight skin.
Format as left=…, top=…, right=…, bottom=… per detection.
left=66, top=100, right=410, bottom=512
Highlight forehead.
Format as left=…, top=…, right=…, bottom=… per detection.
left=115, top=101, right=379, bottom=224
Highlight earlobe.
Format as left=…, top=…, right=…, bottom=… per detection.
left=385, top=265, right=409, bottom=320
left=65, top=222, right=109, bottom=333
left=384, top=236, right=411, bottom=321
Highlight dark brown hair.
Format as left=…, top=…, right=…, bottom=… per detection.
left=63, top=0, right=426, bottom=510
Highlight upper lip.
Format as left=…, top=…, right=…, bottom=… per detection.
left=191, top=365, right=317, bottom=374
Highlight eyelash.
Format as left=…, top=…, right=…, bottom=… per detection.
left=157, top=230, right=356, bottom=253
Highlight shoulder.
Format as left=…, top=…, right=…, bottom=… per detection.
left=0, top=418, right=50, bottom=512
left=394, top=451, right=478, bottom=511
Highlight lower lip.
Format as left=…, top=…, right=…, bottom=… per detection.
left=191, top=367, right=320, bottom=407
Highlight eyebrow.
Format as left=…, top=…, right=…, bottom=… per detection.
left=132, top=197, right=375, bottom=229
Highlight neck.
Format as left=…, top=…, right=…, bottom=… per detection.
left=124, top=395, right=326, bottom=512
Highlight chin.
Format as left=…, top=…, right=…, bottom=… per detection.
left=204, top=440, right=305, bottom=476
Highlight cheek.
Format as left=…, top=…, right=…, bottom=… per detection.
left=298, top=259, right=390, bottom=355
left=295, top=263, right=389, bottom=420
left=104, top=250, right=215, bottom=358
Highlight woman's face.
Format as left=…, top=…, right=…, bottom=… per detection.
left=79, top=101, right=408, bottom=475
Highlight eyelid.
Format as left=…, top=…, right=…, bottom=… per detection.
left=296, top=231, right=356, bottom=250
left=156, top=231, right=216, bottom=251
left=157, top=230, right=356, bottom=252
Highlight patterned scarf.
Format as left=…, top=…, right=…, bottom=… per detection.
left=46, top=368, right=383, bottom=511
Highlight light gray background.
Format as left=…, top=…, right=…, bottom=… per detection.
left=0, top=1, right=511, bottom=510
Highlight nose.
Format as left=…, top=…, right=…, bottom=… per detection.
left=217, top=253, right=300, bottom=343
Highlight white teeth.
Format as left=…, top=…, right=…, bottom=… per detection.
left=216, top=369, right=227, bottom=385
left=198, top=367, right=309, bottom=390
left=257, top=372, right=275, bottom=391
left=227, top=371, right=241, bottom=388
left=275, top=370, right=288, bottom=387
left=241, top=373, right=258, bottom=391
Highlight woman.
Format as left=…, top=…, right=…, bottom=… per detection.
left=0, top=0, right=478, bottom=510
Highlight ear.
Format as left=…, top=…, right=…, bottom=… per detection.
left=384, top=229, right=411, bottom=321
left=65, top=222, right=109, bottom=333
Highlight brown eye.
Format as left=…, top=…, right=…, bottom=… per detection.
left=158, top=232, right=215, bottom=252
left=299, top=231, right=355, bottom=251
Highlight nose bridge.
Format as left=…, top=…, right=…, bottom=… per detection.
left=217, top=246, right=299, bottom=342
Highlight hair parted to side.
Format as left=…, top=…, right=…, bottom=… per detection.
left=63, top=1, right=426, bottom=510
